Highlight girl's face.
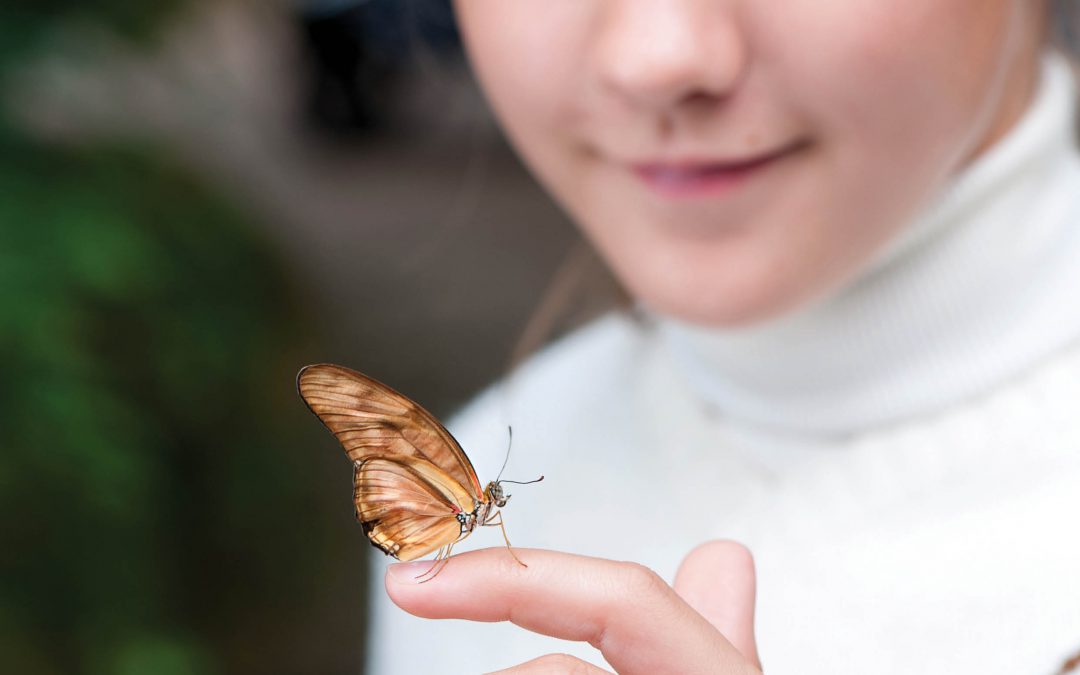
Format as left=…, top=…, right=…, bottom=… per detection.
left=453, top=1, right=1048, bottom=326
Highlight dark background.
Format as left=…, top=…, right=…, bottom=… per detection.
left=0, top=1, right=581, bottom=673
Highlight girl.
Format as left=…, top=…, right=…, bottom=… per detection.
left=369, top=2, right=1080, bottom=673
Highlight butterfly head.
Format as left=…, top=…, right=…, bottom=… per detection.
left=485, top=475, right=545, bottom=507
left=484, top=481, right=510, bottom=508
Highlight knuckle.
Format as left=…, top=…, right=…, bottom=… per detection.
left=616, top=561, right=669, bottom=600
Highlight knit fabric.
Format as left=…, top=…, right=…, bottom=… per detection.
left=366, top=51, right=1080, bottom=675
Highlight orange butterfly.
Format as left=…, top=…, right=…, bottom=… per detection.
left=297, top=363, right=539, bottom=579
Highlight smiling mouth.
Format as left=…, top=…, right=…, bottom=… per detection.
left=631, top=141, right=807, bottom=199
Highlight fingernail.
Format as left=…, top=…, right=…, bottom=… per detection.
left=386, top=561, right=433, bottom=584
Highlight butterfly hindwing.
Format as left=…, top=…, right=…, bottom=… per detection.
left=297, top=364, right=484, bottom=500
left=355, top=457, right=470, bottom=561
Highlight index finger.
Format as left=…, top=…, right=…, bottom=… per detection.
left=385, top=548, right=757, bottom=675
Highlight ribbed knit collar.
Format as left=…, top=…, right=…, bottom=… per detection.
left=658, top=51, right=1080, bottom=437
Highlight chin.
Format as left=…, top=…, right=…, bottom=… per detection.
left=630, top=278, right=777, bottom=326
left=584, top=207, right=840, bottom=328
left=621, top=258, right=819, bottom=328
left=643, top=292, right=790, bottom=328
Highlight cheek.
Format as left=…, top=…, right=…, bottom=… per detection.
left=455, top=2, right=591, bottom=161
left=746, top=1, right=1028, bottom=284
left=794, top=1, right=1019, bottom=164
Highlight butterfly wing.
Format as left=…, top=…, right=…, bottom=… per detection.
left=356, top=457, right=472, bottom=561
left=297, top=364, right=484, bottom=501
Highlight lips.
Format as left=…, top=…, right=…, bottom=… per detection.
left=630, top=143, right=802, bottom=198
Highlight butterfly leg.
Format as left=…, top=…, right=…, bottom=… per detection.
left=414, top=544, right=450, bottom=581
left=416, top=541, right=456, bottom=584
left=483, top=511, right=527, bottom=569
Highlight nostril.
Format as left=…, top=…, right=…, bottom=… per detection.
left=683, top=91, right=721, bottom=107
left=594, top=14, right=748, bottom=112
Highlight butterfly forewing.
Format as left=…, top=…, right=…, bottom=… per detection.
left=297, top=364, right=484, bottom=500
left=355, top=458, right=466, bottom=561
left=298, top=363, right=489, bottom=561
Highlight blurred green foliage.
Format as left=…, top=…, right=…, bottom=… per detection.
left=0, top=1, right=185, bottom=63
left=0, top=4, right=357, bottom=674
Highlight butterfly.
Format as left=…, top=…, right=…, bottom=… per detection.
left=296, top=363, right=540, bottom=579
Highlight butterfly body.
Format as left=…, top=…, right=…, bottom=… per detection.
left=469, top=481, right=511, bottom=529
left=298, top=364, right=522, bottom=565
left=450, top=483, right=506, bottom=545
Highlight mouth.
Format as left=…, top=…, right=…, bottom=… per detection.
left=630, top=141, right=807, bottom=199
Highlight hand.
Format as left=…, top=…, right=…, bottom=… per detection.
left=385, top=540, right=762, bottom=674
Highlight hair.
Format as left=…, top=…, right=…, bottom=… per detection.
left=1053, top=0, right=1080, bottom=56
left=508, top=241, right=629, bottom=371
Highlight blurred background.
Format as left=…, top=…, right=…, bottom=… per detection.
left=0, top=1, right=586, bottom=673
left=6, top=3, right=1080, bottom=675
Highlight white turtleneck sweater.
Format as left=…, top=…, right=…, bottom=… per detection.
left=367, top=52, right=1080, bottom=675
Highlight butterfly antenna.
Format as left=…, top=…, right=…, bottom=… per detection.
left=495, top=425, right=513, bottom=482
left=493, top=427, right=543, bottom=485
left=500, top=475, right=545, bottom=486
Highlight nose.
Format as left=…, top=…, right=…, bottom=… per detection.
left=593, top=0, right=748, bottom=110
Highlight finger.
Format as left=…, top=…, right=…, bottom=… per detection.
left=673, top=540, right=760, bottom=669
left=385, top=548, right=760, bottom=675
left=486, top=653, right=611, bottom=674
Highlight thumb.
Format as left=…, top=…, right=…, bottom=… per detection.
left=673, top=540, right=761, bottom=669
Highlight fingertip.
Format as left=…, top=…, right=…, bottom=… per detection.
left=384, top=561, right=451, bottom=617
left=386, top=550, right=529, bottom=617
left=384, top=548, right=521, bottom=616
left=676, top=540, right=756, bottom=596
left=386, top=561, right=432, bottom=585
left=679, top=540, right=755, bottom=573
left=674, top=539, right=760, bottom=668
left=384, top=561, right=442, bottom=614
